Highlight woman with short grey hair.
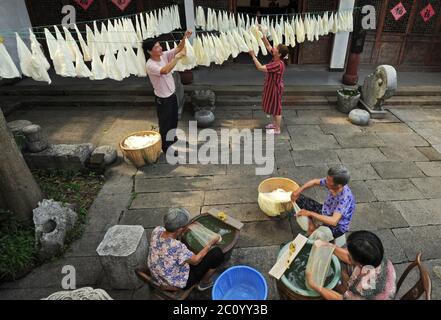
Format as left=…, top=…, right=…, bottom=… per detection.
left=148, top=208, right=224, bottom=291
left=291, top=165, right=356, bottom=241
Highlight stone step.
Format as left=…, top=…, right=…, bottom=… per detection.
left=1, top=85, right=441, bottom=97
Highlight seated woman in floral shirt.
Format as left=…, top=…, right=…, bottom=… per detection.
left=306, top=230, right=397, bottom=300
left=148, top=208, right=224, bottom=291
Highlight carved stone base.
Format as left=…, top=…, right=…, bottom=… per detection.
left=360, top=99, right=387, bottom=119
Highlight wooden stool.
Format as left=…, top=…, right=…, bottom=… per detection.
left=136, top=268, right=196, bottom=300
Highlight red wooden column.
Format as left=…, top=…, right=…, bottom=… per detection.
left=342, top=0, right=370, bottom=85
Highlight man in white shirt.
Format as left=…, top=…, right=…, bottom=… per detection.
left=143, top=31, right=192, bottom=153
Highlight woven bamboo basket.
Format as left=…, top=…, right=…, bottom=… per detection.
left=258, top=177, right=300, bottom=217
left=120, top=131, right=162, bottom=168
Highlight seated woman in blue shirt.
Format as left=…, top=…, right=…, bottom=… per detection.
left=291, top=165, right=356, bottom=240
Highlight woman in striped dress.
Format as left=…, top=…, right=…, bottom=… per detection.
left=249, top=42, right=289, bottom=135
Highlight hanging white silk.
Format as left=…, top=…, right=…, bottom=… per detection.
left=63, top=26, right=81, bottom=62
left=15, top=33, right=33, bottom=77
left=30, top=29, right=50, bottom=70
left=0, top=43, right=21, bottom=79
left=75, top=24, right=91, bottom=62
left=90, top=46, right=107, bottom=80
left=54, top=26, right=74, bottom=62
left=74, top=46, right=92, bottom=78
left=44, top=28, right=58, bottom=60
left=135, top=43, right=147, bottom=77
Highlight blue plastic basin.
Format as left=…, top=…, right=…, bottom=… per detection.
left=212, top=265, right=268, bottom=300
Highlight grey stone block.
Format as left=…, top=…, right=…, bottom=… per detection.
left=365, top=179, right=424, bottom=201
left=33, top=199, right=78, bottom=260
left=96, top=225, right=148, bottom=289
left=350, top=202, right=409, bottom=231
left=415, top=161, right=441, bottom=177
left=410, top=177, right=441, bottom=198
left=349, top=109, right=370, bottom=126
left=371, top=162, right=425, bottom=179
left=393, top=226, right=441, bottom=261
left=24, top=143, right=95, bottom=171
left=393, top=199, right=441, bottom=226
left=92, top=145, right=117, bottom=165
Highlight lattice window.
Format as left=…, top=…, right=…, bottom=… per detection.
left=412, top=0, right=440, bottom=34
left=383, top=0, right=412, bottom=33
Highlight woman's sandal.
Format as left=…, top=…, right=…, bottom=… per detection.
left=265, top=123, right=276, bottom=129
left=267, top=128, right=281, bottom=135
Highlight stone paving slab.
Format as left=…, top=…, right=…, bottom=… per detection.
left=362, top=123, right=415, bottom=134
left=393, top=226, right=441, bottom=261
left=349, top=180, right=377, bottom=203
left=350, top=202, right=409, bottom=231
left=85, top=191, right=132, bottom=233
left=130, top=191, right=205, bottom=209
left=410, top=177, right=441, bottom=198
left=226, top=164, right=276, bottom=176
left=212, top=175, right=271, bottom=190
left=201, top=203, right=271, bottom=222
left=393, top=199, right=441, bottom=227
left=365, top=179, right=424, bottom=201
left=292, top=149, right=340, bottom=166
left=224, top=246, right=281, bottom=300
left=374, top=229, right=408, bottom=264
left=135, top=176, right=214, bottom=193
left=0, top=287, right=64, bottom=300
left=336, top=148, right=388, bottom=164
left=137, top=164, right=227, bottom=178
left=407, top=121, right=441, bottom=145
left=0, top=257, right=102, bottom=290
left=342, top=163, right=381, bottom=180
left=379, top=147, right=429, bottom=162
left=290, top=134, right=341, bottom=151
left=416, top=146, right=441, bottom=161
left=371, top=162, right=425, bottom=179
left=204, top=188, right=257, bottom=205
left=376, top=132, right=429, bottom=147
left=277, top=165, right=329, bottom=184
left=389, top=108, right=441, bottom=122
left=334, top=133, right=385, bottom=148
left=320, top=123, right=363, bottom=135
left=415, top=161, right=441, bottom=177
left=237, top=220, right=293, bottom=248
left=120, top=207, right=201, bottom=228
left=64, top=232, right=105, bottom=258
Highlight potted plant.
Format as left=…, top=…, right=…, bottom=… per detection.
left=336, top=87, right=361, bottom=114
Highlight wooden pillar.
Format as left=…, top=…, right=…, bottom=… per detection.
left=342, top=0, right=371, bottom=85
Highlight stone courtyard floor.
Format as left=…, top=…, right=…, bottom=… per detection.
left=1, top=102, right=441, bottom=300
